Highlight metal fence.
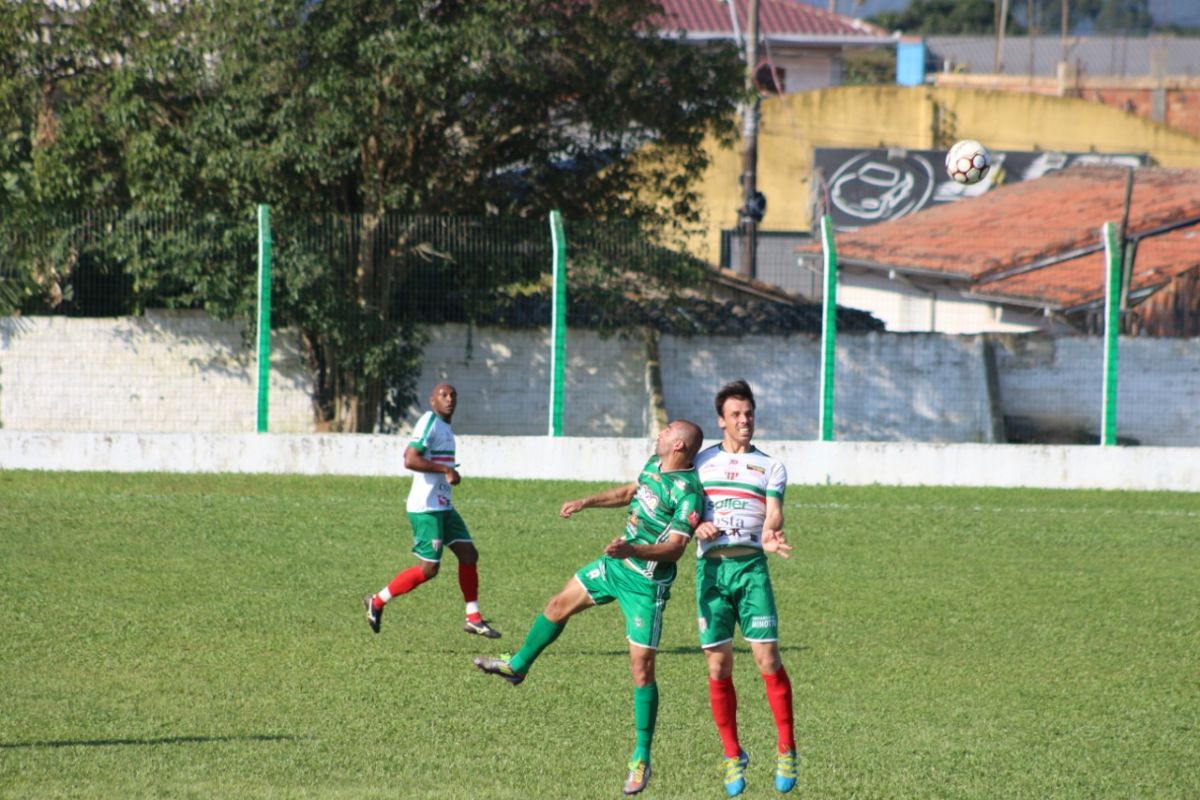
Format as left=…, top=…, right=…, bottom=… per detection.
left=2, top=209, right=1198, bottom=446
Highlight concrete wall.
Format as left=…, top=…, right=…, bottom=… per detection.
left=2, top=431, right=1197, bottom=492
left=3, top=316, right=1199, bottom=447
left=0, top=312, right=314, bottom=433
left=993, top=335, right=1200, bottom=446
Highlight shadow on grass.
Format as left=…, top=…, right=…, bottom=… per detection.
left=440, top=643, right=813, bottom=658
left=0, top=734, right=300, bottom=750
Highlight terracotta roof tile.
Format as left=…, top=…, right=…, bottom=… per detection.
left=828, top=167, right=1200, bottom=291
left=973, top=224, right=1200, bottom=309
left=657, top=0, right=891, bottom=39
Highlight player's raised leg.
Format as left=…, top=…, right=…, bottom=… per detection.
left=475, top=575, right=591, bottom=684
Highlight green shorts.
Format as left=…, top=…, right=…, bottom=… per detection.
left=575, top=555, right=672, bottom=650
left=407, top=509, right=472, bottom=563
left=695, top=551, right=779, bottom=647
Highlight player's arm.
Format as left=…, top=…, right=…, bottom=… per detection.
left=403, top=445, right=461, bottom=485
left=559, top=482, right=638, bottom=518
left=762, top=496, right=792, bottom=559
left=604, top=531, right=690, bottom=563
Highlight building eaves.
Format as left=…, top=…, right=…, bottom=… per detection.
left=656, top=0, right=894, bottom=40
left=807, top=166, right=1200, bottom=311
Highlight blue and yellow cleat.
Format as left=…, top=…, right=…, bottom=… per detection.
left=623, top=759, right=651, bottom=795
left=722, top=750, right=749, bottom=797
left=775, top=749, right=798, bottom=793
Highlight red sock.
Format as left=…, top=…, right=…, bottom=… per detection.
left=459, top=563, right=482, bottom=623
left=762, top=667, right=795, bottom=753
left=708, top=676, right=741, bottom=758
left=380, top=566, right=429, bottom=607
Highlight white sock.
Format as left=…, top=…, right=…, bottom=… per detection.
left=466, top=601, right=480, bottom=617
left=378, top=588, right=393, bottom=604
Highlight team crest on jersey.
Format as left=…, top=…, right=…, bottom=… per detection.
left=697, top=617, right=708, bottom=633
left=637, top=485, right=660, bottom=512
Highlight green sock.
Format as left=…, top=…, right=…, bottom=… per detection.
left=632, top=683, right=659, bottom=764
left=509, top=614, right=564, bottom=674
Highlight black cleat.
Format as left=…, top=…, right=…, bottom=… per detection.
left=363, top=594, right=383, bottom=634
left=463, top=619, right=502, bottom=639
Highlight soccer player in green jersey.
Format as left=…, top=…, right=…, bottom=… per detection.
left=693, top=380, right=798, bottom=797
left=474, top=419, right=705, bottom=797
left=362, top=383, right=501, bottom=639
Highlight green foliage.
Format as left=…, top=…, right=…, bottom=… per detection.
left=1, top=472, right=1198, bottom=798
left=842, top=49, right=897, bottom=86
left=0, top=1, right=745, bottom=431
left=870, top=0, right=1017, bottom=35
left=1035, top=0, right=1154, bottom=34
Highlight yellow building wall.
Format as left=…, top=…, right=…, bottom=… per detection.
left=688, top=85, right=1200, bottom=263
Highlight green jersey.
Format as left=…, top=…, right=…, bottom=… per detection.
left=619, top=456, right=704, bottom=585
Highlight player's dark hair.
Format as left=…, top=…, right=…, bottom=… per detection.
left=715, top=379, right=755, bottom=416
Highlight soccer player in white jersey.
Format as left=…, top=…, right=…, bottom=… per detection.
left=693, top=379, right=797, bottom=797
left=362, top=383, right=501, bottom=639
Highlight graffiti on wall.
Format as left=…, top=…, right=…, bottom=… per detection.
left=815, top=147, right=1146, bottom=231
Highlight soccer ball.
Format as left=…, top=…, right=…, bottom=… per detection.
left=945, top=140, right=991, bottom=185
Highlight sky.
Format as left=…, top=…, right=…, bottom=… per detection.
left=807, top=0, right=1200, bottom=28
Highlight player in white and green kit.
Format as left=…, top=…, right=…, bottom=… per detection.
left=474, top=419, right=705, bottom=797
left=693, top=380, right=798, bottom=797
left=362, top=383, right=501, bottom=639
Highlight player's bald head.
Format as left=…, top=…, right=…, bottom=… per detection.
left=669, top=419, right=704, bottom=459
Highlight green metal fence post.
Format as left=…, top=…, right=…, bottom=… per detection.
left=1101, top=221, right=1121, bottom=446
left=548, top=210, right=567, bottom=437
left=256, top=204, right=272, bottom=433
left=818, top=214, right=838, bottom=441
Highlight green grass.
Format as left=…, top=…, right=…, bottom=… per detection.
left=1, top=471, right=1197, bottom=799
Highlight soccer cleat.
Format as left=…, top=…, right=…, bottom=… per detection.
left=473, top=654, right=525, bottom=685
left=623, top=759, right=651, bottom=795
left=775, top=749, right=798, bottom=793
left=362, top=594, right=382, bottom=634
left=722, top=750, right=749, bottom=797
left=463, top=619, right=502, bottom=639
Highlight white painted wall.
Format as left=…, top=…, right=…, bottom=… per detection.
left=3, top=315, right=1199, bottom=447
left=837, top=270, right=1067, bottom=334
left=993, top=335, right=1200, bottom=446
left=2, top=431, right=1197, bottom=492
left=0, top=312, right=314, bottom=433
left=415, top=325, right=648, bottom=437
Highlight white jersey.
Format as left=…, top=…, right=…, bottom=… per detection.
left=406, top=411, right=457, bottom=513
left=694, top=444, right=787, bottom=557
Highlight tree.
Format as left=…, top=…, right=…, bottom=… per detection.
left=869, top=0, right=1020, bottom=35
left=1, top=0, right=745, bottom=430
left=1035, top=0, right=1153, bottom=34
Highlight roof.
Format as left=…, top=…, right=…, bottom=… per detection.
left=824, top=165, right=1200, bottom=310
left=657, top=0, right=893, bottom=43
left=924, top=35, right=1200, bottom=78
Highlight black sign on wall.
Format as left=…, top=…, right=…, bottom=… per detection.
left=814, top=147, right=1146, bottom=231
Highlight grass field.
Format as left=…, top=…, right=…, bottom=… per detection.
left=1, top=470, right=1197, bottom=799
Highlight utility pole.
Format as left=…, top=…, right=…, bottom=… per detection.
left=994, top=0, right=1009, bottom=73
left=738, top=0, right=761, bottom=278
